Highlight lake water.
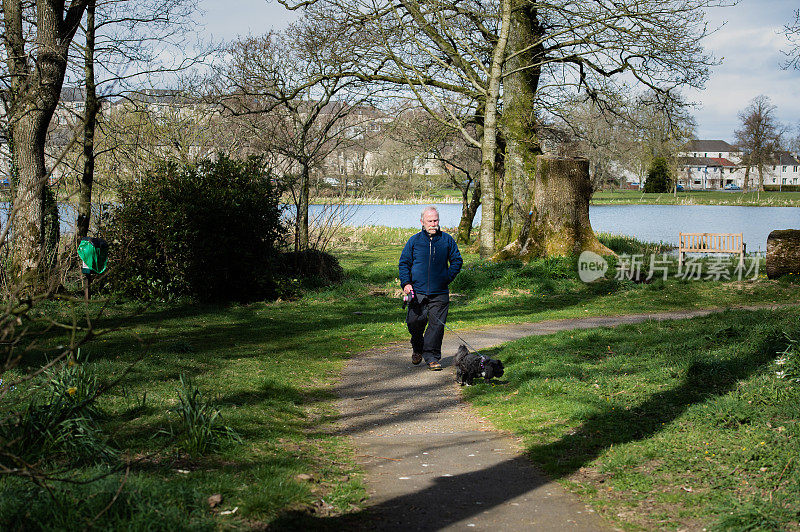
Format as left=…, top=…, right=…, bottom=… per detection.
left=2, top=202, right=797, bottom=252
left=310, top=203, right=800, bottom=252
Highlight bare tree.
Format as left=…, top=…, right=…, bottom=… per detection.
left=558, top=96, right=636, bottom=191
left=788, top=123, right=800, bottom=155
left=391, top=108, right=481, bottom=242
left=1, top=0, right=90, bottom=282
left=631, top=92, right=696, bottom=194
left=215, top=27, right=377, bottom=251
left=280, top=0, right=729, bottom=258
left=72, top=0, right=201, bottom=237
left=96, top=89, right=218, bottom=186
left=735, top=95, right=783, bottom=194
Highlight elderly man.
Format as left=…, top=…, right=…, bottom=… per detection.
left=398, top=206, right=463, bottom=370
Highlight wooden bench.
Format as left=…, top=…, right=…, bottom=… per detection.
left=678, top=232, right=746, bottom=268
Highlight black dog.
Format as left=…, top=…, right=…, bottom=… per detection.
left=453, top=344, right=504, bottom=386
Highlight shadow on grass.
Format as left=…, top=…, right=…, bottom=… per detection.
left=518, top=320, right=787, bottom=479
left=20, top=283, right=625, bottom=388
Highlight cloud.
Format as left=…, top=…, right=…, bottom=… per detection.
left=690, top=1, right=800, bottom=138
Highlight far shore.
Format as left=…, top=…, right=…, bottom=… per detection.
left=308, top=189, right=800, bottom=207
left=3, top=188, right=798, bottom=208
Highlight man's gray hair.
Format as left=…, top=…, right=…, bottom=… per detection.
left=420, top=206, right=439, bottom=220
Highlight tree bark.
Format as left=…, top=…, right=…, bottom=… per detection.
left=766, top=229, right=800, bottom=279
left=457, top=180, right=481, bottom=244
left=77, top=0, right=98, bottom=239
left=492, top=157, right=612, bottom=261
left=3, top=0, right=89, bottom=280
left=477, top=0, right=511, bottom=257
left=9, top=115, right=48, bottom=276
left=501, top=0, right=543, bottom=245
left=296, top=163, right=310, bottom=251
left=742, top=164, right=750, bottom=192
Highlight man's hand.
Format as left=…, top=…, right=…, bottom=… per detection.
left=403, top=284, right=413, bottom=294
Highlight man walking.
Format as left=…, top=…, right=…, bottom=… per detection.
left=399, top=206, right=463, bottom=370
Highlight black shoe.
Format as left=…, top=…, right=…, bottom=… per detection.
left=412, top=352, right=423, bottom=365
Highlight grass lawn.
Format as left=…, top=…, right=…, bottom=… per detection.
left=1, top=228, right=798, bottom=529
left=463, top=308, right=800, bottom=530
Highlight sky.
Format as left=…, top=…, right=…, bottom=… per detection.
left=198, top=0, right=800, bottom=143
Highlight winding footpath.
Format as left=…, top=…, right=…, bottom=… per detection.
left=336, top=308, right=766, bottom=531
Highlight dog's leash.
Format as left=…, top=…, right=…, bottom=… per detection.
left=404, top=289, right=485, bottom=357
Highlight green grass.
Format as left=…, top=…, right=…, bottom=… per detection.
left=592, top=189, right=800, bottom=207
left=1, top=231, right=799, bottom=529
left=460, top=309, right=800, bottom=530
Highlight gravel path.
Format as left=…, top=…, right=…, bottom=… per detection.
left=336, top=308, right=746, bottom=531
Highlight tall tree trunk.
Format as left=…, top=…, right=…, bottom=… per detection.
left=77, top=0, right=98, bottom=238
left=497, top=168, right=513, bottom=247
left=9, top=114, right=48, bottom=277
left=3, top=0, right=89, bottom=281
left=496, top=5, right=610, bottom=260
left=457, top=180, right=481, bottom=244
left=501, top=0, right=543, bottom=244
left=296, top=164, right=310, bottom=251
left=742, top=164, right=750, bottom=192
left=477, top=0, right=511, bottom=257
left=493, top=157, right=612, bottom=260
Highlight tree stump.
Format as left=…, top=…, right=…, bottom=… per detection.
left=492, top=157, right=612, bottom=261
left=766, top=229, right=800, bottom=279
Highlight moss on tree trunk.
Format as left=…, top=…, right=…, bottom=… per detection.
left=457, top=181, right=481, bottom=244
left=492, top=157, right=612, bottom=261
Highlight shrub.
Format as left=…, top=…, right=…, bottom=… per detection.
left=764, top=184, right=800, bottom=192
left=643, top=157, right=672, bottom=193
left=105, top=155, right=285, bottom=302
left=277, top=249, right=344, bottom=288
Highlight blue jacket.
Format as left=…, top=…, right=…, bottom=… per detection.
left=399, top=230, right=463, bottom=296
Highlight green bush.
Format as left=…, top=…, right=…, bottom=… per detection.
left=105, top=155, right=285, bottom=302
left=643, top=157, right=672, bottom=193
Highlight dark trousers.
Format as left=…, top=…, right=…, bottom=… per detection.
left=406, top=292, right=449, bottom=363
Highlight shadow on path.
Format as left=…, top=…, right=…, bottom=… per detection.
left=272, top=456, right=556, bottom=530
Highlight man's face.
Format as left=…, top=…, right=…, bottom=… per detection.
left=421, top=211, right=439, bottom=236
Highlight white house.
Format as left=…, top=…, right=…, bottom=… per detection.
left=679, top=139, right=800, bottom=190
left=682, top=139, right=741, bottom=161
left=758, top=152, right=800, bottom=188
left=678, top=140, right=745, bottom=190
